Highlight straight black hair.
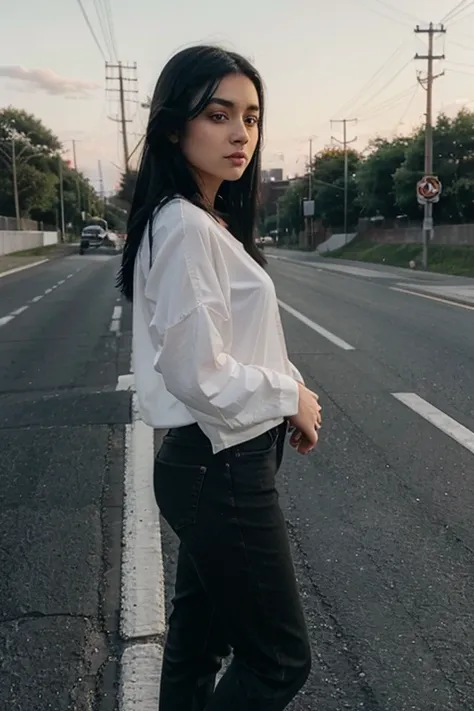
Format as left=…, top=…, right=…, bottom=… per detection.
left=117, top=44, right=266, bottom=301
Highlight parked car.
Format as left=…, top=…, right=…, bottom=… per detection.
left=79, top=225, right=107, bottom=254
left=79, top=224, right=122, bottom=254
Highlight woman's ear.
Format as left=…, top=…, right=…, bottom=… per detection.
left=168, top=133, right=179, bottom=144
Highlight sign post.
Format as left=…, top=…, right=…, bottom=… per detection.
left=416, top=175, right=442, bottom=268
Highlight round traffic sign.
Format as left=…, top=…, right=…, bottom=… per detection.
left=416, top=175, right=442, bottom=203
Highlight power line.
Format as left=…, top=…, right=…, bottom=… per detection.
left=333, top=39, right=411, bottom=119
left=92, top=0, right=113, bottom=59
left=354, top=57, right=414, bottom=115
left=359, top=0, right=413, bottom=27
left=448, top=6, right=474, bottom=25
left=372, top=0, right=423, bottom=24
left=441, top=0, right=469, bottom=22
left=443, top=0, right=474, bottom=23
left=74, top=0, right=107, bottom=61
left=104, top=0, right=119, bottom=60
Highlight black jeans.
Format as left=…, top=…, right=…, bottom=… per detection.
left=154, top=422, right=311, bottom=711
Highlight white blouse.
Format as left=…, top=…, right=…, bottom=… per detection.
left=132, top=197, right=303, bottom=454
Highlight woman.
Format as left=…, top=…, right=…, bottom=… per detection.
left=118, top=45, right=322, bottom=711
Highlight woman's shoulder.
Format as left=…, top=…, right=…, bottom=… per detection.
left=154, top=197, right=215, bottom=234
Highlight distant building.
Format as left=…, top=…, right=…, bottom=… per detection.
left=261, top=168, right=284, bottom=182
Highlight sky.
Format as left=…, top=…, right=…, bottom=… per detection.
left=1, top=0, right=474, bottom=192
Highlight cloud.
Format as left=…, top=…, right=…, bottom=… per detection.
left=0, top=66, right=99, bottom=98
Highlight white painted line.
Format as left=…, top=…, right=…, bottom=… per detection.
left=57, top=279, right=65, bottom=285
left=119, top=644, right=162, bottom=711
left=391, top=286, right=474, bottom=311
left=11, top=305, right=29, bottom=316
left=278, top=299, right=355, bottom=351
left=44, top=288, right=52, bottom=294
left=110, top=319, right=120, bottom=333
left=31, top=295, right=43, bottom=303
left=67, top=273, right=73, bottom=279
left=113, top=305, right=123, bottom=321
left=116, top=373, right=135, bottom=391
left=0, top=259, right=49, bottom=279
left=0, top=315, right=14, bottom=327
left=393, top=393, right=474, bottom=455
left=121, top=393, right=165, bottom=640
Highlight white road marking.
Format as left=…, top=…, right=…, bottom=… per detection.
left=121, top=394, right=165, bottom=639
left=119, top=644, right=162, bottom=711
left=11, top=305, right=29, bottom=316
left=116, top=373, right=135, bottom=391
left=392, top=393, right=474, bottom=455
left=269, top=255, right=401, bottom=279
left=278, top=299, right=355, bottom=351
left=110, top=304, right=122, bottom=334
left=391, top=286, right=474, bottom=311
left=0, top=269, right=79, bottom=329
left=0, top=259, right=49, bottom=279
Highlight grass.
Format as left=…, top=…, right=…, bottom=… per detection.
left=7, top=242, right=77, bottom=258
left=325, top=239, right=474, bottom=277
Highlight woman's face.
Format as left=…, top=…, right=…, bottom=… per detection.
left=181, top=73, right=260, bottom=201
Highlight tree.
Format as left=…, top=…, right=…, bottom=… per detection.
left=394, top=110, right=474, bottom=222
left=356, top=137, right=412, bottom=218
left=277, top=179, right=306, bottom=236
left=311, top=147, right=361, bottom=228
left=118, top=170, right=137, bottom=206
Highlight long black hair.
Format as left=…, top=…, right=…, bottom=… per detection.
left=117, top=45, right=266, bottom=301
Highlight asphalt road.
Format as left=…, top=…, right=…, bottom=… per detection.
left=1, top=247, right=473, bottom=711
left=0, top=251, right=131, bottom=711
left=162, top=255, right=474, bottom=711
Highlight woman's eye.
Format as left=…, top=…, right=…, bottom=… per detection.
left=211, top=113, right=227, bottom=122
left=246, top=116, right=259, bottom=126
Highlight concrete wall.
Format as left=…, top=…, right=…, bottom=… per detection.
left=360, top=222, right=474, bottom=246
left=0, top=230, right=58, bottom=256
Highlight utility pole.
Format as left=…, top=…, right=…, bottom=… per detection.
left=98, top=160, right=106, bottom=217
left=70, top=139, right=82, bottom=216
left=331, top=118, right=357, bottom=243
left=106, top=61, right=138, bottom=175
left=11, top=139, right=20, bottom=227
left=58, top=155, right=66, bottom=241
left=415, top=23, right=446, bottom=269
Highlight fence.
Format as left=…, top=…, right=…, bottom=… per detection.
left=359, top=218, right=474, bottom=247
left=0, top=215, right=42, bottom=231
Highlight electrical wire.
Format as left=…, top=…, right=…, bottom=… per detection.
left=448, top=7, right=474, bottom=25
left=441, top=0, right=470, bottom=23
left=359, top=1, right=413, bottom=28
left=75, top=0, right=107, bottom=61
left=333, top=39, right=412, bottom=119
left=104, top=0, right=119, bottom=60
left=353, top=58, right=414, bottom=116
left=445, top=0, right=474, bottom=24
left=92, top=0, right=113, bottom=60
left=358, top=84, right=418, bottom=122
left=393, top=84, right=419, bottom=131
left=372, top=0, right=423, bottom=24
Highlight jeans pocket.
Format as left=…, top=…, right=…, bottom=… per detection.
left=238, top=427, right=279, bottom=458
left=154, top=456, right=207, bottom=531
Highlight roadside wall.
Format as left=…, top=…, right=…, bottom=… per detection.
left=0, top=230, right=59, bottom=256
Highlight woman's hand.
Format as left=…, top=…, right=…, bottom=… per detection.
left=288, top=383, right=322, bottom=454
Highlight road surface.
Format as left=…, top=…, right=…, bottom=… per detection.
left=1, top=249, right=473, bottom=711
